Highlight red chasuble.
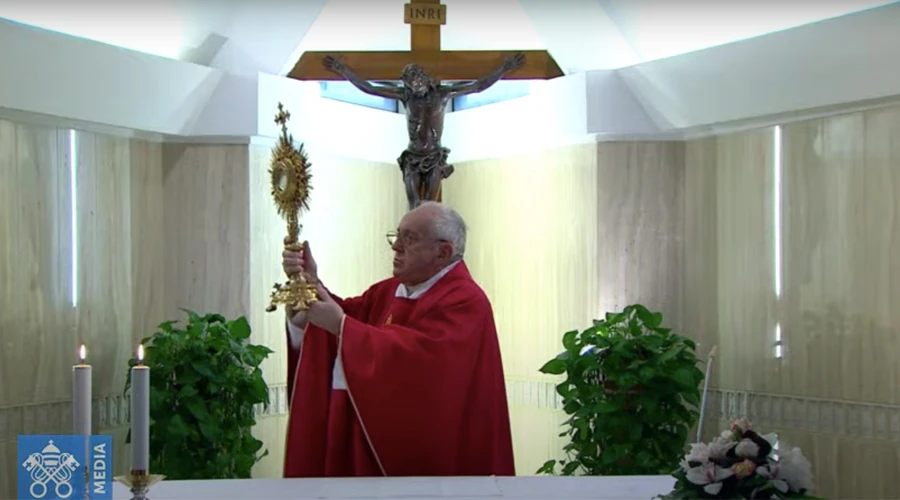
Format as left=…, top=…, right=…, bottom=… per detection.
left=283, top=261, right=515, bottom=477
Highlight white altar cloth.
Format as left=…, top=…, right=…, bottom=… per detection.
left=112, top=475, right=675, bottom=499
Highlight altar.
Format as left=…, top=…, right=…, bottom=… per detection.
left=112, top=476, right=675, bottom=499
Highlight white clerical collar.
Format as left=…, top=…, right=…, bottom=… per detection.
left=395, top=260, right=460, bottom=299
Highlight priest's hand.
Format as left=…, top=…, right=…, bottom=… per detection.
left=282, top=238, right=318, bottom=283
left=286, top=306, right=307, bottom=329
left=307, top=283, right=345, bottom=336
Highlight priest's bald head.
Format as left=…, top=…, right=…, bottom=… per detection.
left=389, top=201, right=467, bottom=287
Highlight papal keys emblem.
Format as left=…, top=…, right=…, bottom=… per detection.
left=21, top=439, right=81, bottom=498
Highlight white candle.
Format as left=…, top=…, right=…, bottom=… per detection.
left=131, top=344, right=150, bottom=471
left=72, top=344, right=91, bottom=437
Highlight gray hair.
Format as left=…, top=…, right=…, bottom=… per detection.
left=415, top=201, right=467, bottom=260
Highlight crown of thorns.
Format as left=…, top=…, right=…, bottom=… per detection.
left=402, top=64, right=433, bottom=82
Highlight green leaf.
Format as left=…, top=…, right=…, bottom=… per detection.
left=657, top=345, right=684, bottom=364
left=179, top=384, right=198, bottom=398
left=535, top=460, right=557, bottom=475
left=561, top=461, right=580, bottom=476
left=582, top=441, right=599, bottom=458
left=562, top=329, right=579, bottom=352
left=245, top=437, right=264, bottom=454
left=167, top=414, right=190, bottom=438
left=672, top=367, right=698, bottom=389
left=556, top=382, right=576, bottom=400
left=628, top=421, right=643, bottom=440
left=634, top=306, right=654, bottom=325
left=244, top=344, right=274, bottom=367
left=184, top=398, right=211, bottom=421
left=638, top=395, right=659, bottom=413
left=605, top=312, right=626, bottom=324
left=591, top=335, right=612, bottom=349
left=681, top=391, right=700, bottom=407
left=157, top=320, right=177, bottom=333
left=594, top=401, right=619, bottom=413
left=230, top=316, right=252, bottom=340
left=601, top=444, right=621, bottom=465
left=638, top=365, right=656, bottom=383
left=191, top=359, right=216, bottom=379
left=250, top=369, right=270, bottom=404
left=198, top=420, right=222, bottom=440
left=180, top=308, right=201, bottom=323
left=206, top=313, right=226, bottom=324
left=539, top=358, right=567, bottom=375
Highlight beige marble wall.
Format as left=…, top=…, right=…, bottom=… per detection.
left=0, top=128, right=273, bottom=495
left=0, top=121, right=166, bottom=497
left=444, top=141, right=685, bottom=475
left=161, top=144, right=251, bottom=321
left=595, top=142, right=685, bottom=330
left=684, top=105, right=900, bottom=498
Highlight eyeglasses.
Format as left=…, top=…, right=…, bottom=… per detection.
left=386, top=230, right=448, bottom=248
left=386, top=230, right=418, bottom=247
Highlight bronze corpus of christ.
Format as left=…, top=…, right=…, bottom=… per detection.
left=323, top=53, right=526, bottom=210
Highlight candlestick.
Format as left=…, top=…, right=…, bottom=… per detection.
left=131, top=344, right=150, bottom=472
left=696, top=345, right=718, bottom=443
left=73, top=344, right=91, bottom=437
left=114, top=471, right=165, bottom=500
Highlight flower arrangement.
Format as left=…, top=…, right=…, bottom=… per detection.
left=658, top=418, right=823, bottom=499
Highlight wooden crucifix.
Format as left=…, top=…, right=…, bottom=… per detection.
left=286, top=0, right=563, bottom=209
left=286, top=0, right=564, bottom=81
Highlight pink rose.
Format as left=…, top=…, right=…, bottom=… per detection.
left=732, top=459, right=756, bottom=479
left=731, top=417, right=753, bottom=433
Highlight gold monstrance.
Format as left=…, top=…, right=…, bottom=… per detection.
left=265, top=103, right=318, bottom=312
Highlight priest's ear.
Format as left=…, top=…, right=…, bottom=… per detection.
left=436, top=240, right=455, bottom=261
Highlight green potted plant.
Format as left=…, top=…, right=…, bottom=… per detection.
left=124, top=310, right=274, bottom=479
left=537, top=304, right=705, bottom=476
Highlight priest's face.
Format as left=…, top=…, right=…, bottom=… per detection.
left=391, top=211, right=453, bottom=286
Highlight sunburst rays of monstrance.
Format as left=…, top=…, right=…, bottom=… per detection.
left=265, top=102, right=318, bottom=313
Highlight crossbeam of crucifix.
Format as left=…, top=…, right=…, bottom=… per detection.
left=286, top=0, right=564, bottom=81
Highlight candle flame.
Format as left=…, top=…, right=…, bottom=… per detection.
left=79, top=344, right=86, bottom=363
left=137, top=344, right=144, bottom=363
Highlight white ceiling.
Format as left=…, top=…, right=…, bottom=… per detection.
left=1, top=0, right=895, bottom=76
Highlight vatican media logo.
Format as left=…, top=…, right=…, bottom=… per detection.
left=18, top=435, right=113, bottom=500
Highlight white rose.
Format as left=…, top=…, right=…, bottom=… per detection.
left=779, top=447, right=814, bottom=492
left=686, top=463, right=735, bottom=496
left=685, top=443, right=711, bottom=463
left=757, top=447, right=814, bottom=494
left=735, top=439, right=760, bottom=458
left=708, top=431, right=736, bottom=459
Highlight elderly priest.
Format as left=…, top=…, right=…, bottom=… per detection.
left=282, top=202, right=515, bottom=477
